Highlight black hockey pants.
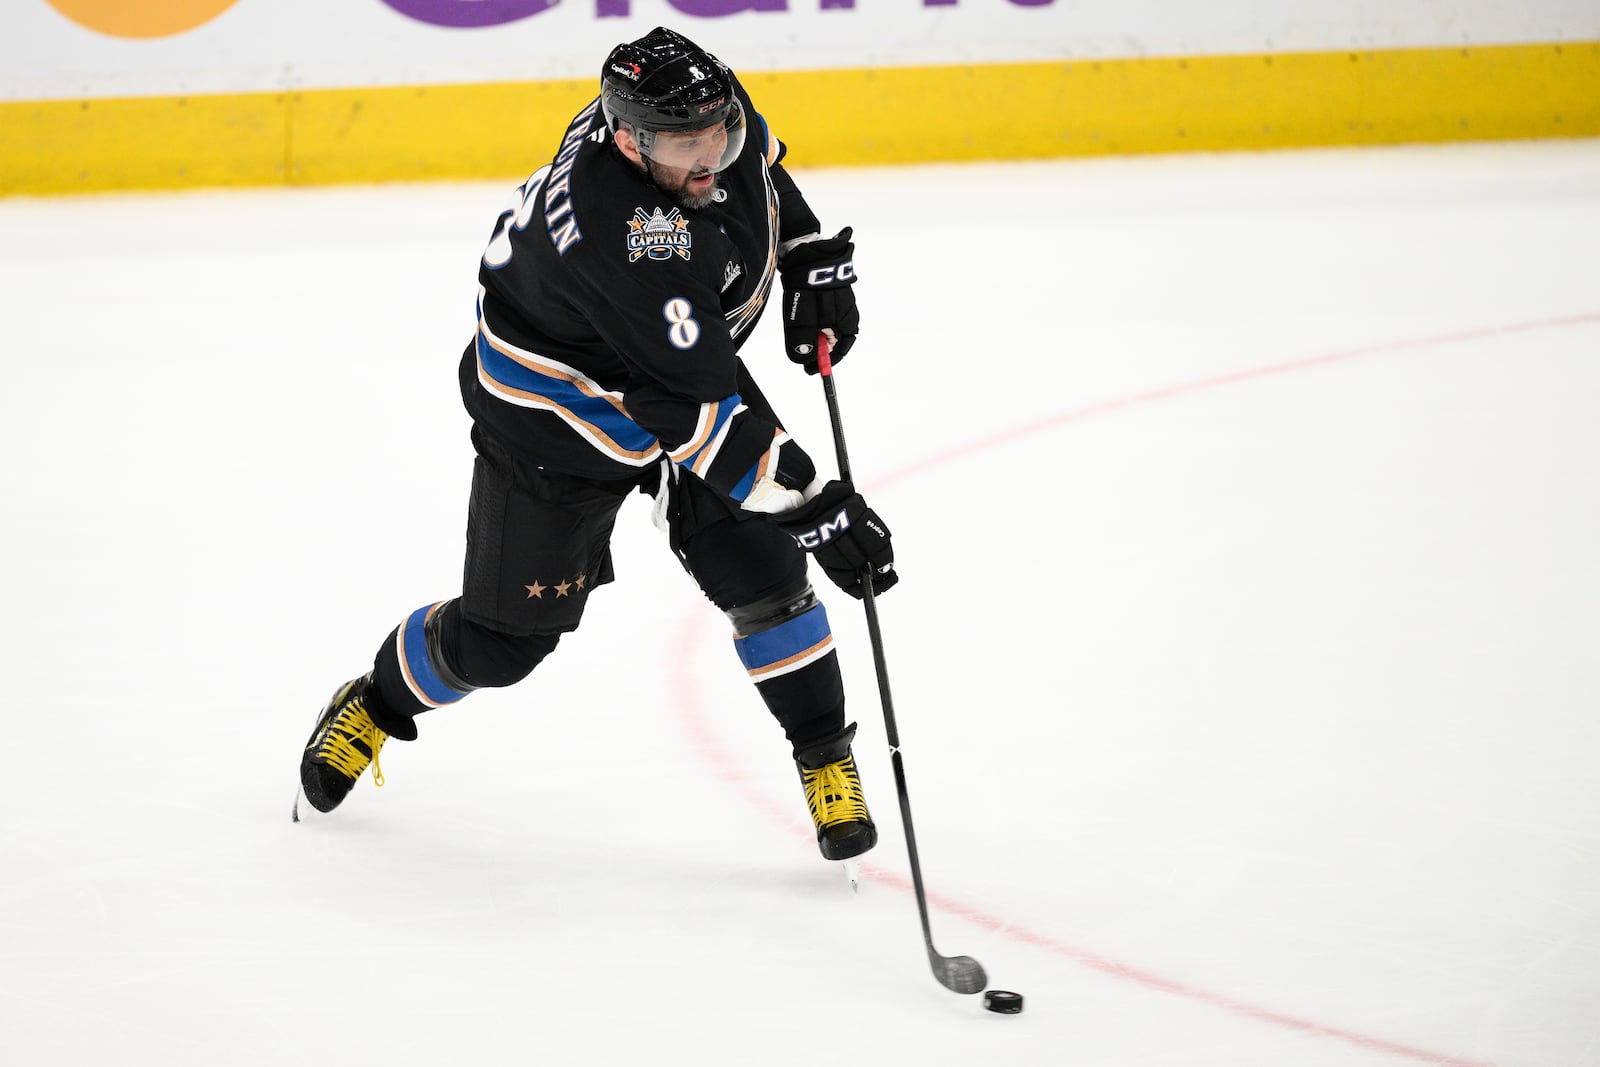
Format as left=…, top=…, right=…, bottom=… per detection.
left=364, top=427, right=846, bottom=749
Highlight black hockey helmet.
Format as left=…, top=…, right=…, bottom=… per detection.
left=601, top=26, right=747, bottom=172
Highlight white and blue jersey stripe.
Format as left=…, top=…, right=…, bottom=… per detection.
left=475, top=303, right=663, bottom=467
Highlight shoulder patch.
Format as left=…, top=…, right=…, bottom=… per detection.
left=627, top=207, right=693, bottom=262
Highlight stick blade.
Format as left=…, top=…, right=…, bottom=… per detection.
left=930, top=950, right=988, bottom=994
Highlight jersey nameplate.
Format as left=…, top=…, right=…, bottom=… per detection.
left=541, top=98, right=602, bottom=256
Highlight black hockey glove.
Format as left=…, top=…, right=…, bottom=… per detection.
left=780, top=227, right=859, bottom=374
left=773, top=480, right=897, bottom=599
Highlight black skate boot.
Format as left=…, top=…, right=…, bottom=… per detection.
left=297, top=675, right=388, bottom=816
left=795, top=723, right=877, bottom=861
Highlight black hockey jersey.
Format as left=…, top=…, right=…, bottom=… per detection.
left=460, top=82, right=822, bottom=504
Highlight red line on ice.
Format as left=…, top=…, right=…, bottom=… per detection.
left=875, top=312, right=1600, bottom=493
left=670, top=313, right=1598, bottom=1066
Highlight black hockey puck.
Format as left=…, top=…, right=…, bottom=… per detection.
left=983, top=990, right=1024, bottom=1014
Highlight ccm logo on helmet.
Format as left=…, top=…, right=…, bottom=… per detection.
left=697, top=96, right=726, bottom=114
left=789, top=509, right=851, bottom=549
left=806, top=261, right=855, bottom=286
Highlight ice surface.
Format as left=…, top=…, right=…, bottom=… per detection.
left=1, top=141, right=1597, bottom=1066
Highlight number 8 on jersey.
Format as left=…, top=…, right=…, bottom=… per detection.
left=662, top=298, right=701, bottom=350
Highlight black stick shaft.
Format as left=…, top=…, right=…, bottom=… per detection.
left=813, top=336, right=985, bottom=993
left=819, top=368, right=852, bottom=483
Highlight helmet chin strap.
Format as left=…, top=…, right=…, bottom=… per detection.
left=642, top=155, right=669, bottom=186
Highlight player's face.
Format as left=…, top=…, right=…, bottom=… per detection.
left=644, top=126, right=728, bottom=210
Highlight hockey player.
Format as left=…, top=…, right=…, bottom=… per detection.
left=297, top=27, right=896, bottom=863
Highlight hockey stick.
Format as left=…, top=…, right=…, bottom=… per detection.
left=814, top=335, right=988, bottom=996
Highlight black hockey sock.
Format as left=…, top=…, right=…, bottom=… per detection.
left=730, top=598, right=846, bottom=749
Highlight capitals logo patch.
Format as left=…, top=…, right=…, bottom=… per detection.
left=627, top=207, right=692, bottom=262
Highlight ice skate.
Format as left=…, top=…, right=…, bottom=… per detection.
left=294, top=675, right=388, bottom=820
left=795, top=722, right=877, bottom=861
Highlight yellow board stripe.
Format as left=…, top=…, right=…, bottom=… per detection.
left=3, top=41, right=1597, bottom=196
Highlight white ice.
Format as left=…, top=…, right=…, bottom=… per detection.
left=1, top=141, right=1597, bottom=1067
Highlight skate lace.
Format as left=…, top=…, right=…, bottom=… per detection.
left=803, top=757, right=868, bottom=828
left=318, top=701, right=388, bottom=787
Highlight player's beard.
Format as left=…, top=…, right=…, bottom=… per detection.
left=648, top=159, right=718, bottom=210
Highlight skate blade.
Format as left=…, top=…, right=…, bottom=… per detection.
left=291, top=784, right=326, bottom=824
left=841, top=858, right=861, bottom=893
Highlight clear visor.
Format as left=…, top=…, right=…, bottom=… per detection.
left=635, top=100, right=747, bottom=175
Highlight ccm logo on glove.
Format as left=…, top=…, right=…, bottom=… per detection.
left=788, top=508, right=851, bottom=549
left=805, top=262, right=855, bottom=287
